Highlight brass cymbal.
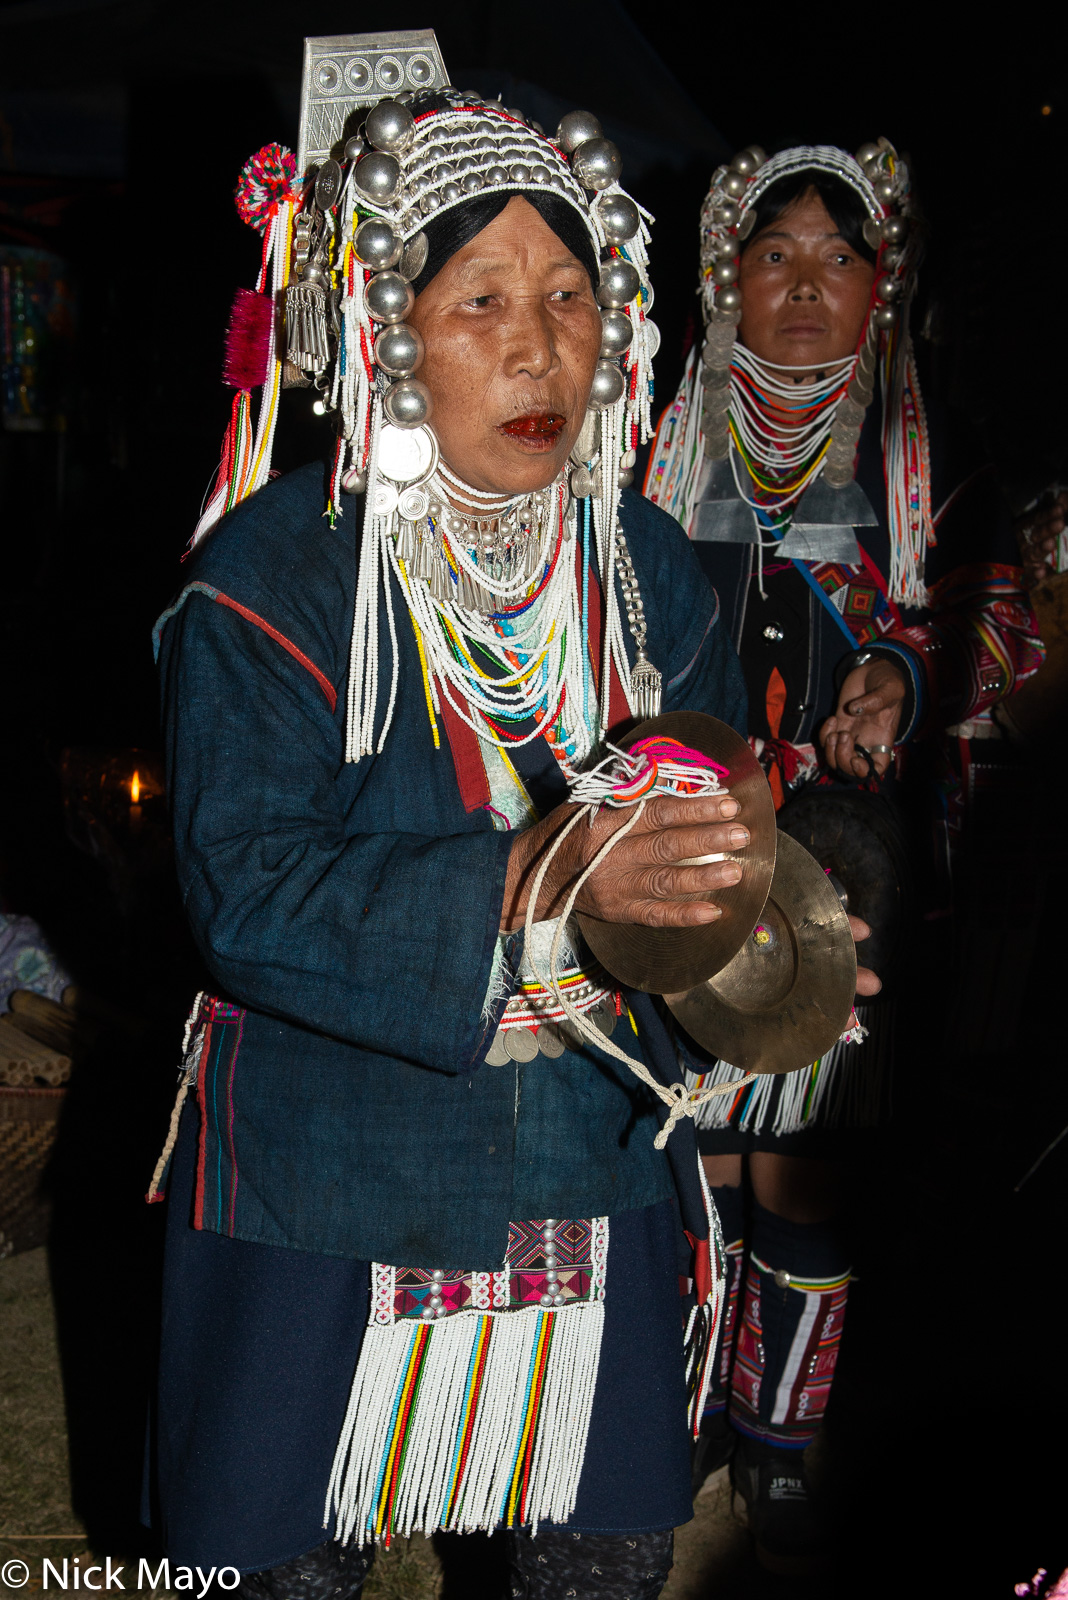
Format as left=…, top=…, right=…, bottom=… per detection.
left=576, top=712, right=777, bottom=994
left=664, top=831, right=857, bottom=1074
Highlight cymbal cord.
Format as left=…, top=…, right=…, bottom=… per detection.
left=522, top=804, right=756, bottom=1147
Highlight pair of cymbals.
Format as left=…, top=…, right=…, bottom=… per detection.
left=664, top=831, right=857, bottom=1075
left=576, top=712, right=778, bottom=994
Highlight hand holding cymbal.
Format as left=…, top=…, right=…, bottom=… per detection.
left=576, top=712, right=777, bottom=992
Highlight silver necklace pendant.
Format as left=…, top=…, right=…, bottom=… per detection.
left=629, top=651, right=663, bottom=719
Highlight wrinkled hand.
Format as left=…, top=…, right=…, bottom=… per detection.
left=819, top=658, right=906, bottom=779
left=849, top=914, right=881, bottom=998
left=502, top=792, right=749, bottom=931
left=1016, top=491, right=1067, bottom=589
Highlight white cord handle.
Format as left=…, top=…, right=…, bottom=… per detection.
left=521, top=803, right=756, bottom=1148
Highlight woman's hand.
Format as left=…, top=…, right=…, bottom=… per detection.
left=819, top=658, right=907, bottom=779
left=849, top=914, right=881, bottom=998
left=1016, top=491, right=1067, bottom=590
left=502, top=792, right=749, bottom=932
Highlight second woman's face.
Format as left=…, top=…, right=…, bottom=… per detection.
left=407, top=197, right=602, bottom=495
left=736, top=188, right=876, bottom=372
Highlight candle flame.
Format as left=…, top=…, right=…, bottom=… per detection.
left=130, top=771, right=140, bottom=804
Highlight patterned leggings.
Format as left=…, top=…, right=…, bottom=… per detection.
left=226, top=1529, right=674, bottom=1600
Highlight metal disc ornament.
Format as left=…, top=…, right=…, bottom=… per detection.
left=576, top=712, right=776, bottom=994
left=376, top=422, right=438, bottom=486
left=664, top=831, right=856, bottom=1075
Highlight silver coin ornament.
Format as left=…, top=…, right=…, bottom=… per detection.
left=314, top=158, right=343, bottom=211
left=399, top=231, right=429, bottom=282
left=484, top=1031, right=510, bottom=1067
left=597, top=192, right=640, bottom=243
left=377, top=421, right=437, bottom=485
left=340, top=468, right=367, bottom=494
left=536, top=1023, right=566, bottom=1059
left=354, top=217, right=401, bottom=271
left=556, top=109, right=602, bottom=153
left=644, top=319, right=661, bottom=359
left=588, top=359, right=625, bottom=410
left=374, top=322, right=425, bottom=377
left=365, top=99, right=415, bottom=155
left=599, top=309, right=633, bottom=357
left=354, top=151, right=401, bottom=204
left=383, top=378, right=433, bottom=429
left=572, top=138, right=623, bottom=192
left=596, top=258, right=640, bottom=308
left=366, top=271, right=415, bottom=324
left=398, top=486, right=430, bottom=521
left=506, top=1027, right=539, bottom=1063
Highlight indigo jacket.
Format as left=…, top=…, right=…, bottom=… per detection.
left=155, top=464, right=746, bottom=1268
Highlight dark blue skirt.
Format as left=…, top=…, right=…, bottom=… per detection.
left=150, top=1106, right=693, bottom=1572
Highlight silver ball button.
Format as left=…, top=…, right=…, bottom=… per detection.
left=365, top=271, right=415, bottom=325
left=597, top=192, right=640, bottom=243
left=353, top=217, right=402, bottom=271
left=365, top=99, right=415, bottom=155
left=571, top=138, right=622, bottom=192
left=599, top=309, right=633, bottom=357
left=383, top=378, right=433, bottom=428
left=555, top=109, right=602, bottom=153
left=375, top=322, right=425, bottom=377
left=353, top=151, right=401, bottom=203
left=596, top=258, right=640, bottom=308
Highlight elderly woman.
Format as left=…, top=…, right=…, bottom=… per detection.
left=146, top=85, right=778, bottom=1600
left=647, top=143, right=1042, bottom=1571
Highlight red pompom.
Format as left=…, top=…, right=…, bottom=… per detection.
left=223, top=288, right=273, bottom=390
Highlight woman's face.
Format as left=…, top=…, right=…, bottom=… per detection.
left=407, top=196, right=603, bottom=495
left=736, top=187, right=876, bottom=373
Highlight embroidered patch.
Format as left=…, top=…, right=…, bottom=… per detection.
left=382, top=1216, right=607, bottom=1326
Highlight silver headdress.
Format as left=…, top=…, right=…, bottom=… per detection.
left=192, top=30, right=659, bottom=762
left=649, top=139, right=932, bottom=605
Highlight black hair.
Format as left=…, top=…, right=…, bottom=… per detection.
left=741, top=170, right=877, bottom=265
left=411, top=190, right=600, bottom=296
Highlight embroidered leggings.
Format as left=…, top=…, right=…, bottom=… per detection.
left=221, top=1531, right=675, bottom=1600
left=704, top=1193, right=851, bottom=1448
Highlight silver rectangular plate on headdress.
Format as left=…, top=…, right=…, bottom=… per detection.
left=298, top=30, right=450, bottom=179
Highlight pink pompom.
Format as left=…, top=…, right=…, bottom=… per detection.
left=222, top=288, right=273, bottom=391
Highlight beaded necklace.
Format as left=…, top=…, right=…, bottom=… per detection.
left=390, top=467, right=605, bottom=773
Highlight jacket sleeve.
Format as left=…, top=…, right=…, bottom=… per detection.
left=860, top=563, right=1045, bottom=737
left=159, top=592, right=512, bottom=1073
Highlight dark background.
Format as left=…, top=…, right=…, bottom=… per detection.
left=1, top=5, right=1065, bottom=1595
